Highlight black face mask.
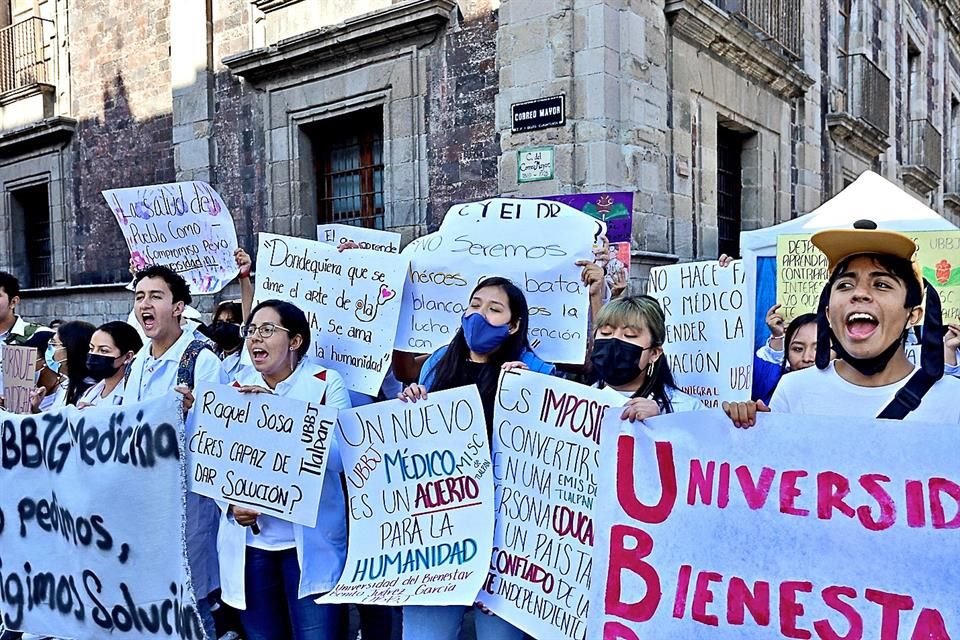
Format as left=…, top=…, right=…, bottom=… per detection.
left=591, top=337, right=646, bottom=386
left=86, top=353, right=123, bottom=381
left=210, top=321, right=243, bottom=352
left=831, top=332, right=905, bottom=376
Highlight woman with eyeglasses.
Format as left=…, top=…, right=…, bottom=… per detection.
left=30, top=320, right=97, bottom=412
left=214, top=298, right=351, bottom=640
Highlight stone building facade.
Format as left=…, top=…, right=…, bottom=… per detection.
left=0, top=0, right=957, bottom=323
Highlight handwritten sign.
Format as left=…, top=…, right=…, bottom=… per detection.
left=102, top=181, right=239, bottom=294
left=187, top=382, right=338, bottom=527
left=646, top=261, right=752, bottom=407
left=2, top=344, right=36, bottom=414
left=0, top=396, right=202, bottom=639
left=318, top=386, right=493, bottom=606
left=588, top=409, right=960, bottom=639
left=476, top=370, right=624, bottom=639
left=394, top=198, right=604, bottom=364
left=777, top=230, right=960, bottom=323
left=317, top=224, right=401, bottom=253
left=254, top=233, right=409, bottom=396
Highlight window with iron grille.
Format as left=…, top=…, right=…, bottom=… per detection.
left=11, top=183, right=52, bottom=288
left=717, top=126, right=744, bottom=258
left=313, top=109, right=385, bottom=229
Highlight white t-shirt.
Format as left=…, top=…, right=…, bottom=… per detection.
left=608, top=385, right=706, bottom=413
left=78, top=379, right=125, bottom=408
left=771, top=362, right=960, bottom=423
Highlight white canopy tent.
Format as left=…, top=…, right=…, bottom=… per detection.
left=740, top=171, right=959, bottom=349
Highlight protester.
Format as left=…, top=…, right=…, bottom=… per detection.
left=723, top=220, right=960, bottom=426
left=48, top=319, right=64, bottom=330
left=751, top=311, right=818, bottom=404
left=0, top=271, right=49, bottom=383
left=77, top=321, right=143, bottom=408
left=398, top=276, right=553, bottom=640
left=589, top=295, right=704, bottom=419
left=30, top=320, right=96, bottom=412
left=120, top=264, right=224, bottom=639
left=205, top=299, right=351, bottom=640
left=208, top=299, right=245, bottom=378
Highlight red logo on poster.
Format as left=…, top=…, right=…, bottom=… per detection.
left=936, top=259, right=952, bottom=285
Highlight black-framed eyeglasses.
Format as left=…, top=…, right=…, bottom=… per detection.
left=240, top=323, right=290, bottom=339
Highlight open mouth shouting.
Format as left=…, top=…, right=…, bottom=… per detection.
left=140, top=310, right=157, bottom=333
left=250, top=346, right=269, bottom=365
left=845, top=311, right=879, bottom=341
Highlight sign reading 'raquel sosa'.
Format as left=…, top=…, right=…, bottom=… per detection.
left=102, top=181, right=240, bottom=294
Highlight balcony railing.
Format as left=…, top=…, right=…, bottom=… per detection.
left=0, top=17, right=53, bottom=94
left=906, top=118, right=942, bottom=178
left=837, top=53, right=890, bottom=135
left=715, top=0, right=803, bottom=59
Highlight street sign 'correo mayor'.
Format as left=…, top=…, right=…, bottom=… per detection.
left=511, top=95, right=566, bottom=133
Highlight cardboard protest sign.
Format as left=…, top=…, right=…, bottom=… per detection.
left=0, top=396, right=203, bottom=639
left=317, top=223, right=401, bottom=253
left=588, top=409, right=960, bottom=639
left=476, top=370, right=624, bottom=639
left=253, top=233, right=409, bottom=396
left=318, top=386, right=494, bottom=606
left=777, top=230, right=960, bottom=323
left=646, top=260, right=752, bottom=407
left=394, top=199, right=604, bottom=364
left=102, top=181, right=239, bottom=294
left=187, top=382, right=338, bottom=527
left=2, top=344, right=36, bottom=413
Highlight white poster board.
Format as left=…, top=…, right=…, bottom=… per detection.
left=102, top=181, right=239, bottom=294
left=0, top=396, right=201, bottom=639
left=317, top=224, right=401, bottom=253
left=477, top=370, right=624, bottom=639
left=318, top=386, right=494, bottom=606
left=588, top=409, right=960, bottom=639
left=647, top=260, right=752, bottom=407
left=394, top=198, right=604, bottom=364
left=187, top=382, right=338, bottom=527
left=253, top=233, right=409, bottom=396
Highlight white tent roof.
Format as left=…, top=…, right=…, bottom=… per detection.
left=742, top=171, right=958, bottom=254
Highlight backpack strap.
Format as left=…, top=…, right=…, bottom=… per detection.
left=177, top=340, right=214, bottom=388
left=876, top=370, right=937, bottom=420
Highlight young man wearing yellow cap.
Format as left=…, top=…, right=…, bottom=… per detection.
left=724, top=220, right=960, bottom=425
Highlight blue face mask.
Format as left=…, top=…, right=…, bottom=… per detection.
left=461, top=312, right=512, bottom=355
left=45, top=344, right=62, bottom=374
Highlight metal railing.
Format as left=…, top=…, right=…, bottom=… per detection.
left=0, top=17, right=52, bottom=94
left=715, top=0, right=803, bottom=59
left=838, top=53, right=890, bottom=135
left=906, top=118, right=943, bottom=178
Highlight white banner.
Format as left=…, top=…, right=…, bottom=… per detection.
left=588, top=410, right=960, bottom=639
left=0, top=396, right=202, bottom=639
left=646, top=260, right=752, bottom=407
left=102, top=181, right=239, bottom=294
left=187, top=382, right=338, bottom=527
left=394, top=198, right=604, bottom=364
left=318, top=386, right=494, bottom=606
left=317, top=224, right=401, bottom=253
left=254, top=233, right=409, bottom=396
left=477, top=370, right=624, bottom=639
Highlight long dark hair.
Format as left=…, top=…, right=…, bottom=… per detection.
left=429, top=277, right=532, bottom=418
left=96, top=321, right=144, bottom=357
left=780, top=313, right=817, bottom=373
left=58, top=321, right=96, bottom=406
left=593, top=295, right=682, bottom=412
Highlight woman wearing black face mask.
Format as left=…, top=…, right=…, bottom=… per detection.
left=209, top=300, right=245, bottom=378
left=590, top=295, right=704, bottom=421
left=78, top=321, right=143, bottom=408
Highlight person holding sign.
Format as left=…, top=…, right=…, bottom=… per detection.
left=212, top=299, right=351, bottom=640
left=590, top=295, right=704, bottom=419
left=77, top=321, right=143, bottom=408
left=724, top=220, right=960, bottom=426
left=751, top=311, right=819, bottom=405
left=398, top=276, right=553, bottom=640
left=31, top=320, right=96, bottom=412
